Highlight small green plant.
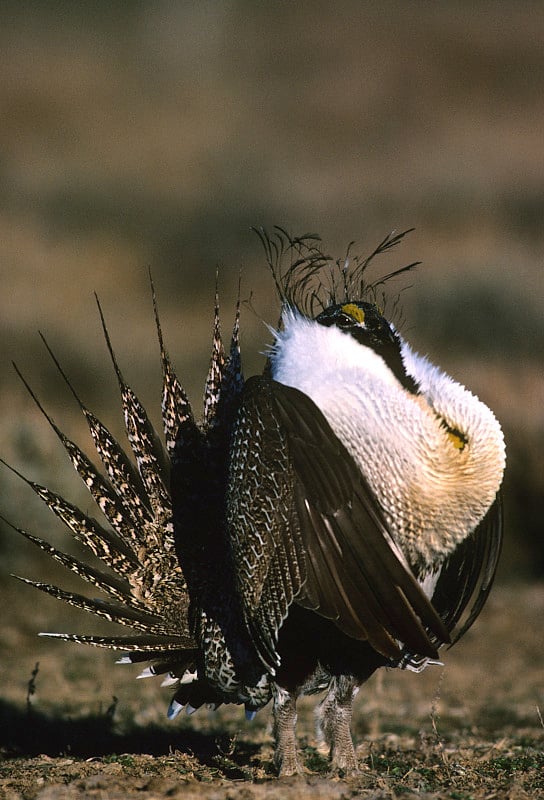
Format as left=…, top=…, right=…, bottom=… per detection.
left=103, top=754, right=135, bottom=767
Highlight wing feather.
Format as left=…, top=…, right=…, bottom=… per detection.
left=430, top=493, right=503, bottom=645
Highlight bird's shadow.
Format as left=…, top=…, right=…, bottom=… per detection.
left=0, top=699, right=262, bottom=774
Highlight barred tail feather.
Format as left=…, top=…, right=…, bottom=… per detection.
left=203, top=277, right=244, bottom=436
left=203, top=278, right=226, bottom=429
left=95, top=295, right=171, bottom=519
left=221, top=279, right=244, bottom=414
left=2, top=517, right=134, bottom=605
left=40, top=633, right=196, bottom=654
left=12, top=576, right=173, bottom=632
left=78, top=407, right=154, bottom=526
left=150, top=273, right=199, bottom=458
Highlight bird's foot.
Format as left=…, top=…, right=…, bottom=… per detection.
left=315, top=675, right=360, bottom=775
left=329, top=743, right=358, bottom=776
left=272, top=685, right=302, bottom=777
left=274, top=749, right=303, bottom=777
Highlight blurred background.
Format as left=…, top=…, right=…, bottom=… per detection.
left=1, top=0, right=543, bottom=607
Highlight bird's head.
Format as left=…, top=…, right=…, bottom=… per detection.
left=314, top=301, right=419, bottom=394
left=315, top=301, right=395, bottom=346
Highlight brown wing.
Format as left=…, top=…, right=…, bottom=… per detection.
left=227, top=375, right=450, bottom=672
left=427, top=493, right=503, bottom=646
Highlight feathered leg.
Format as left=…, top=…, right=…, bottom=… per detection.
left=315, top=675, right=359, bottom=773
left=272, top=684, right=300, bottom=776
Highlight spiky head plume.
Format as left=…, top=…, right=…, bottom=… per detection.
left=253, top=226, right=420, bottom=323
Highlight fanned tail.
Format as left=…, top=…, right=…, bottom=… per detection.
left=4, top=277, right=249, bottom=717
left=4, top=289, right=199, bottom=677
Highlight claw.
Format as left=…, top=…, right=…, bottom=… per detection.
left=136, top=666, right=155, bottom=679
left=167, top=698, right=184, bottom=720
left=245, top=706, right=257, bottom=721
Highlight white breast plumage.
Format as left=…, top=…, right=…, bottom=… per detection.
left=270, top=308, right=506, bottom=568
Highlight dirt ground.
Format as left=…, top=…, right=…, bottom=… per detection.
left=1, top=583, right=542, bottom=799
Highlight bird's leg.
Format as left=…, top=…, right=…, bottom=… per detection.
left=315, top=675, right=359, bottom=773
left=272, top=684, right=301, bottom=776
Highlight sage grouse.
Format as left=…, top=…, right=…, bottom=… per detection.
left=4, top=229, right=505, bottom=776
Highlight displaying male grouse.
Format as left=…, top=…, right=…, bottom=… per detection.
left=3, top=229, right=505, bottom=776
